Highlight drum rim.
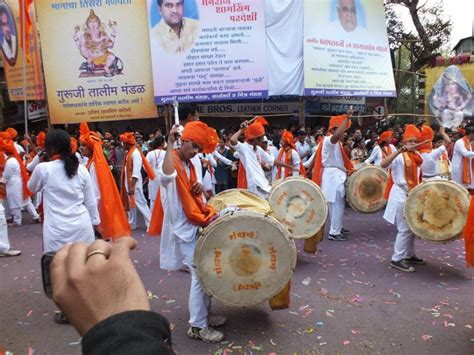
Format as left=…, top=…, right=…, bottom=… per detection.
left=346, top=165, right=388, bottom=214
left=194, top=210, right=295, bottom=307
left=404, top=180, right=470, bottom=243
left=268, top=176, right=328, bottom=240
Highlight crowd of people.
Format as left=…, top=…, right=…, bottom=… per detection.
left=0, top=105, right=473, bottom=352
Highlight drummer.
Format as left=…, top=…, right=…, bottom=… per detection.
left=275, top=130, right=305, bottom=179
left=311, top=109, right=354, bottom=241
left=365, top=130, right=397, bottom=167
left=148, top=122, right=225, bottom=343
left=381, top=124, right=426, bottom=272
left=419, top=124, right=451, bottom=181
left=451, top=125, right=474, bottom=192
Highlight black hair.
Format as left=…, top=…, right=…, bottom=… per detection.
left=45, top=129, right=79, bottom=179
left=433, top=133, right=443, bottom=143
left=150, top=135, right=165, bottom=150
left=178, top=103, right=198, bottom=122
left=466, top=126, right=474, bottom=136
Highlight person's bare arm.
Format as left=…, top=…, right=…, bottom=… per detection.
left=330, top=108, right=353, bottom=144
left=162, top=125, right=180, bottom=176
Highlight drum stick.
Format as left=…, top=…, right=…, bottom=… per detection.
left=412, top=140, right=430, bottom=149
left=173, top=100, right=179, bottom=126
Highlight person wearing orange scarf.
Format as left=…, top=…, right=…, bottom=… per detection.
left=419, top=124, right=451, bottom=181
left=119, top=132, right=155, bottom=230
left=311, top=109, right=354, bottom=241
left=381, top=124, right=425, bottom=272
left=79, top=122, right=130, bottom=241
left=275, top=130, right=305, bottom=179
left=365, top=130, right=397, bottom=167
left=149, top=122, right=224, bottom=343
left=0, top=139, right=40, bottom=226
left=6, top=127, right=25, bottom=157
left=451, top=125, right=474, bottom=188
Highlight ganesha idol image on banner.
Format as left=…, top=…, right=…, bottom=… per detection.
left=73, top=9, right=124, bottom=78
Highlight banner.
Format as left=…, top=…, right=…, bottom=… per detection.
left=425, top=64, right=474, bottom=128
left=28, top=100, right=48, bottom=122
left=148, top=0, right=268, bottom=103
left=35, top=0, right=157, bottom=124
left=303, top=0, right=396, bottom=97
left=0, top=0, right=44, bottom=101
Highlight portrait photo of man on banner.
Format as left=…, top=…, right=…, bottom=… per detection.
left=0, top=2, right=17, bottom=66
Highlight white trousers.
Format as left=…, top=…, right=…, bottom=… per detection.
left=128, top=188, right=151, bottom=229
left=328, top=187, right=345, bottom=235
left=0, top=203, right=10, bottom=253
left=178, top=238, right=210, bottom=329
left=10, top=201, right=39, bottom=224
left=392, top=201, right=415, bottom=262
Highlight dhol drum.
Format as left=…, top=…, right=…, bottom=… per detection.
left=208, top=188, right=272, bottom=215
left=268, top=176, right=328, bottom=240
left=346, top=165, right=388, bottom=213
left=404, top=180, right=471, bottom=243
left=194, top=211, right=296, bottom=307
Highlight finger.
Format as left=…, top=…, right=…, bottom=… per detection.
left=85, top=240, right=112, bottom=267
left=50, top=244, right=72, bottom=300
left=109, top=237, right=137, bottom=263
left=66, top=242, right=89, bottom=279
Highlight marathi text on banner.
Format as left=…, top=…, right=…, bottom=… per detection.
left=0, top=0, right=44, bottom=101
left=303, top=0, right=396, bottom=97
left=35, top=0, right=157, bottom=124
left=148, top=0, right=268, bottom=103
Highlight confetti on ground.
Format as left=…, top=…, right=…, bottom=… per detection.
left=26, top=310, right=32, bottom=317
left=421, top=335, right=433, bottom=341
left=343, top=340, right=350, bottom=345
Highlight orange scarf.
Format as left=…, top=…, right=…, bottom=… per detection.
left=7, top=153, right=32, bottom=200
left=148, top=150, right=216, bottom=236
left=120, top=146, right=155, bottom=211
left=381, top=145, right=393, bottom=158
left=237, top=144, right=261, bottom=188
left=384, top=152, right=423, bottom=199
left=311, top=138, right=354, bottom=186
left=463, top=190, right=474, bottom=267
left=462, top=136, right=474, bottom=185
left=88, top=148, right=131, bottom=241
left=276, top=148, right=305, bottom=179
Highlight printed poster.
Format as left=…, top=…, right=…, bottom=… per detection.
left=0, top=0, right=44, bottom=101
left=35, top=0, right=157, bottom=124
left=304, top=0, right=396, bottom=97
left=147, top=0, right=268, bottom=103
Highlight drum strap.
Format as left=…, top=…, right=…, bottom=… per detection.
left=462, top=196, right=474, bottom=267
left=462, top=137, right=474, bottom=185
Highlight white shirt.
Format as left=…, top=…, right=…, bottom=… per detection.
left=27, top=160, right=99, bottom=252
left=27, top=154, right=41, bottom=173
left=320, top=136, right=347, bottom=203
left=276, top=148, right=300, bottom=178
left=366, top=144, right=397, bottom=166
left=2, top=157, right=27, bottom=208
left=125, top=148, right=143, bottom=191
left=2, top=34, right=16, bottom=62
left=146, top=148, right=166, bottom=200
left=451, top=138, right=474, bottom=188
left=231, top=141, right=274, bottom=197
left=421, top=146, right=446, bottom=178
left=14, top=142, right=24, bottom=155
left=89, top=163, right=100, bottom=204
left=296, top=141, right=311, bottom=162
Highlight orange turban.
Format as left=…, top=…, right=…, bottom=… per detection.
left=36, top=132, right=46, bottom=149
left=403, top=124, right=421, bottom=142
left=181, top=121, right=218, bottom=153
left=0, top=139, right=31, bottom=200
left=70, top=137, right=78, bottom=153
left=328, top=114, right=351, bottom=132
left=120, top=132, right=136, bottom=145
left=379, top=130, right=393, bottom=142
left=79, top=122, right=102, bottom=149
left=244, top=116, right=268, bottom=140
left=0, top=131, right=11, bottom=140
left=2, top=140, right=16, bottom=155
left=281, top=130, right=296, bottom=149
left=420, top=125, right=434, bottom=142
left=6, top=127, right=18, bottom=139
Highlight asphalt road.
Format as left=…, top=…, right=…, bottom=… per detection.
left=1, top=209, right=474, bottom=354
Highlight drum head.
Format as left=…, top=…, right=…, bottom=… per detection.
left=346, top=166, right=388, bottom=213
left=195, top=211, right=295, bottom=307
left=404, top=180, right=470, bottom=243
left=208, top=188, right=272, bottom=214
left=268, top=176, right=328, bottom=239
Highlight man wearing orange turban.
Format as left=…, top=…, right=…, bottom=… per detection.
left=275, top=130, right=305, bottom=179
left=5, top=127, right=25, bottom=157
left=311, top=110, right=354, bottom=241
left=120, top=131, right=155, bottom=230
left=148, top=122, right=224, bottom=344
left=229, top=117, right=276, bottom=198
left=365, top=130, right=398, bottom=167
left=419, top=124, right=451, bottom=181
left=381, top=124, right=425, bottom=272
left=0, top=140, right=40, bottom=226
left=79, top=122, right=130, bottom=241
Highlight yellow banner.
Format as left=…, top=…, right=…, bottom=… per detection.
left=35, top=0, right=157, bottom=124
left=0, top=0, right=44, bottom=101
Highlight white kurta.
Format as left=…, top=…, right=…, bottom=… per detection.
left=296, top=141, right=311, bottom=162
left=27, top=160, right=100, bottom=253
left=320, top=136, right=347, bottom=203
left=420, top=146, right=446, bottom=178
left=2, top=158, right=28, bottom=209
left=231, top=141, right=274, bottom=197
left=146, top=149, right=166, bottom=201
left=451, top=138, right=474, bottom=188
left=277, top=148, right=300, bottom=178
left=365, top=144, right=397, bottom=166
left=89, top=164, right=100, bottom=204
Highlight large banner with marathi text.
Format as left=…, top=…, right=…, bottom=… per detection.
left=148, top=0, right=268, bottom=103
left=0, top=0, right=44, bottom=101
left=304, top=0, right=396, bottom=97
left=35, top=0, right=157, bottom=124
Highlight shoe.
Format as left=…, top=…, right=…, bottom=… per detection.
left=328, top=233, right=348, bottom=241
left=208, top=313, right=226, bottom=327
left=187, top=326, right=224, bottom=343
left=404, top=256, right=426, bottom=265
left=0, top=249, right=21, bottom=257
left=390, top=260, right=415, bottom=272
left=341, top=228, right=349, bottom=235
left=8, top=222, right=22, bottom=227
left=33, top=217, right=42, bottom=224
left=53, top=311, right=70, bottom=324
left=179, top=265, right=190, bottom=273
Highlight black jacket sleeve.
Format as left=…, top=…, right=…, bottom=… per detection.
left=82, top=310, right=173, bottom=355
